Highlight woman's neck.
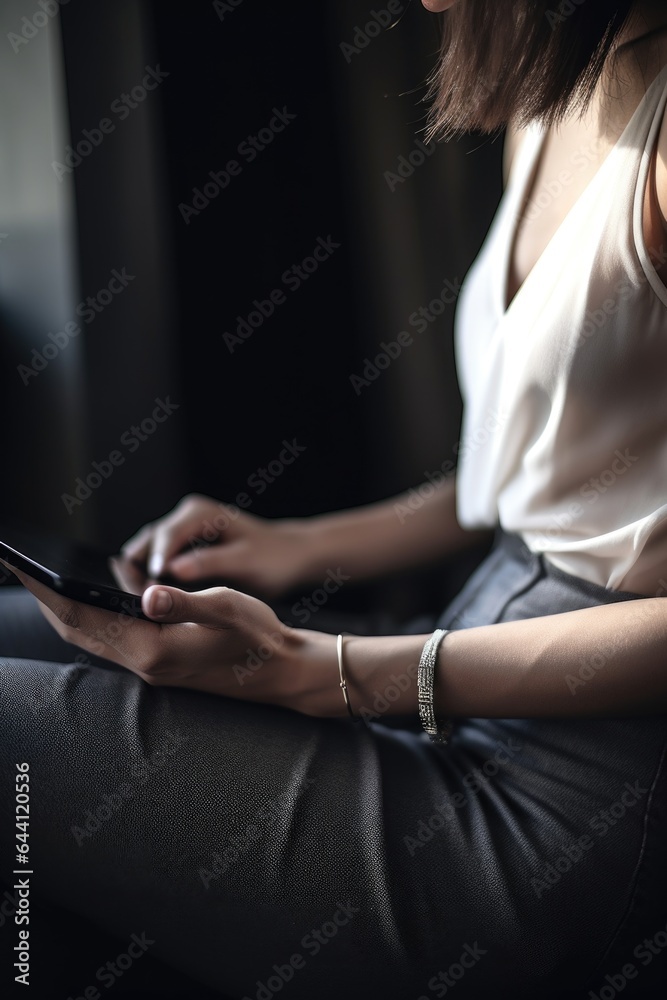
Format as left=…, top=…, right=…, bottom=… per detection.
left=535, top=4, right=667, bottom=143
left=590, top=1, right=667, bottom=137
left=617, top=2, right=667, bottom=50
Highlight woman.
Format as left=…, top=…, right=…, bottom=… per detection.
left=2, top=1, right=667, bottom=997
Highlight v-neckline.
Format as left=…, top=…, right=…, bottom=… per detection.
left=498, top=60, right=667, bottom=318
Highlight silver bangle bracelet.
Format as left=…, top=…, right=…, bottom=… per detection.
left=417, top=628, right=453, bottom=746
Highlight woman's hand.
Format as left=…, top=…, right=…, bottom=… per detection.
left=121, top=494, right=314, bottom=599
left=1, top=560, right=318, bottom=708
left=120, top=478, right=483, bottom=599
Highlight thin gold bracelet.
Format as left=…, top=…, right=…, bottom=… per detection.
left=336, top=633, right=359, bottom=721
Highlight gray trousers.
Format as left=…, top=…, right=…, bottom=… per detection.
left=1, top=530, right=666, bottom=999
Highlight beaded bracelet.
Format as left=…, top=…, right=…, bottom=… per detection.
left=417, top=628, right=453, bottom=746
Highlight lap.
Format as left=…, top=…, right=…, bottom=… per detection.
left=1, top=552, right=666, bottom=998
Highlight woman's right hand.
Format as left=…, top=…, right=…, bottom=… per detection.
left=120, top=494, right=314, bottom=599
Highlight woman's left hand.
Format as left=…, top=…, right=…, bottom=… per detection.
left=0, top=560, right=310, bottom=708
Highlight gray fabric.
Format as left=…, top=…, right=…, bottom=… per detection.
left=0, top=530, right=666, bottom=999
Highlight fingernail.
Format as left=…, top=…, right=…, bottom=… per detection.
left=148, top=553, right=164, bottom=578
left=150, top=590, right=172, bottom=616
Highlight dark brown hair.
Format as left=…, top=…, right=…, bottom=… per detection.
left=425, top=0, right=637, bottom=140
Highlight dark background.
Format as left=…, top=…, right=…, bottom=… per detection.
left=0, top=0, right=502, bottom=620
left=2, top=6, right=666, bottom=1000
left=0, top=7, right=502, bottom=992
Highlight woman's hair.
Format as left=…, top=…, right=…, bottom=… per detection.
left=425, top=0, right=638, bottom=140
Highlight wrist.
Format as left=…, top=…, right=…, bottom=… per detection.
left=269, top=516, right=329, bottom=589
left=282, top=627, right=340, bottom=717
left=291, top=505, right=392, bottom=583
left=343, top=633, right=427, bottom=720
left=284, top=628, right=429, bottom=720
left=291, top=513, right=340, bottom=582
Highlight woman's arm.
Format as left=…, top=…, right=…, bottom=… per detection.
left=298, top=477, right=491, bottom=583
left=292, top=596, right=667, bottom=718
left=10, top=557, right=665, bottom=722
left=120, top=479, right=489, bottom=597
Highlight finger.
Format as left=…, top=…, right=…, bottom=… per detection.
left=142, top=584, right=239, bottom=627
left=109, top=555, right=148, bottom=594
left=120, top=523, right=155, bottom=562
left=166, top=542, right=245, bottom=582
left=146, top=502, right=219, bottom=580
left=36, top=602, right=125, bottom=665
left=5, top=562, right=156, bottom=665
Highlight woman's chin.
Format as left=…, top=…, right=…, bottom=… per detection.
left=421, top=0, right=459, bottom=12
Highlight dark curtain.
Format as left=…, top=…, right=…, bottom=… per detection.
left=0, top=0, right=502, bottom=615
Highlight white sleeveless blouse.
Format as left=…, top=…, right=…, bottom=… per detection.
left=454, top=62, right=667, bottom=595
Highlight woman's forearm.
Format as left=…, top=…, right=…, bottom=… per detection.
left=290, top=596, right=667, bottom=718
left=297, top=476, right=491, bottom=583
